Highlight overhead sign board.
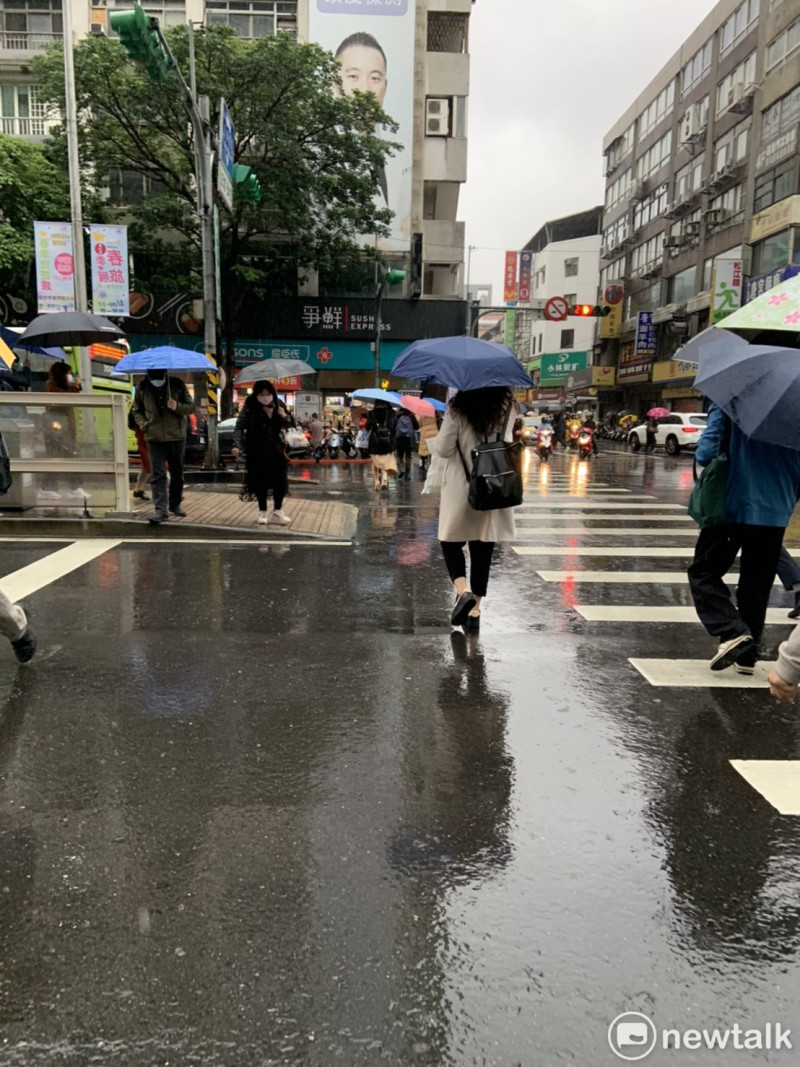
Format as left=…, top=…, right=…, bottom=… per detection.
left=218, top=97, right=235, bottom=212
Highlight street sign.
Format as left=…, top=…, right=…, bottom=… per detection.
left=604, top=284, right=623, bottom=305
left=544, top=296, right=569, bottom=322
left=217, top=97, right=235, bottom=212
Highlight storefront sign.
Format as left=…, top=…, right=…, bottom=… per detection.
left=710, top=259, right=743, bottom=324
left=652, top=359, right=698, bottom=383
left=634, top=311, right=656, bottom=357
left=540, top=351, right=588, bottom=387
left=755, top=128, right=798, bottom=173
left=618, top=338, right=652, bottom=384
left=504, top=251, right=518, bottom=303
left=600, top=295, right=624, bottom=339
left=34, top=221, right=75, bottom=313
left=750, top=194, right=800, bottom=243
left=744, top=265, right=800, bottom=303
left=568, top=366, right=617, bottom=390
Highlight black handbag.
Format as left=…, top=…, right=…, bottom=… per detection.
left=456, top=410, right=523, bottom=511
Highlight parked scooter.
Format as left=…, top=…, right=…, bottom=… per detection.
left=537, top=424, right=554, bottom=462
left=578, top=425, right=595, bottom=460
left=340, top=428, right=359, bottom=459
left=326, top=427, right=342, bottom=459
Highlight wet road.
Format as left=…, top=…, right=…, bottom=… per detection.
left=2, top=447, right=800, bottom=1065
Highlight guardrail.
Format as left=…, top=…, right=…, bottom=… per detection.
left=0, top=393, right=129, bottom=513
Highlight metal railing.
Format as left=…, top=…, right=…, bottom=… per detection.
left=0, top=393, right=129, bottom=514
left=0, top=30, right=61, bottom=50
left=0, top=116, right=59, bottom=138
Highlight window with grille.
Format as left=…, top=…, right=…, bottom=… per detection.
left=0, top=0, right=63, bottom=49
left=427, top=12, right=468, bottom=53
left=205, top=1, right=297, bottom=39
left=0, top=84, right=56, bottom=138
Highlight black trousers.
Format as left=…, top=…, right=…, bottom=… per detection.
left=248, top=464, right=287, bottom=511
left=147, top=439, right=185, bottom=517
left=440, top=540, right=495, bottom=598
left=687, top=524, right=784, bottom=645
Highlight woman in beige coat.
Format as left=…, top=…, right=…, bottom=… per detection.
left=429, top=387, right=518, bottom=631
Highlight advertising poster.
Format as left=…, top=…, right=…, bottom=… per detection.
left=504, top=251, right=518, bottom=303
left=34, top=221, right=75, bottom=313
left=711, top=259, right=743, bottom=324
left=308, top=0, right=414, bottom=251
left=518, top=250, right=532, bottom=302
left=90, top=225, right=129, bottom=316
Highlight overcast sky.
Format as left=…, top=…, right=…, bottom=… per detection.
left=461, top=0, right=720, bottom=300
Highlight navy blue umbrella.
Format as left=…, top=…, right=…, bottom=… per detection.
left=690, top=326, right=800, bottom=450
left=392, top=336, right=533, bottom=390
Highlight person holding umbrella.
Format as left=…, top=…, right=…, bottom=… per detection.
left=366, top=400, right=398, bottom=491
left=231, top=379, right=292, bottom=526
left=132, top=367, right=196, bottom=525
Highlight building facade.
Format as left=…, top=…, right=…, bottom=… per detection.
left=601, top=0, right=800, bottom=414
left=0, top=0, right=470, bottom=400
left=524, top=208, right=605, bottom=407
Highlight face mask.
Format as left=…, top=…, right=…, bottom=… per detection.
left=257, top=395, right=274, bottom=408
left=149, top=376, right=166, bottom=388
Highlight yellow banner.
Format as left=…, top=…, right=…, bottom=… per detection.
left=652, top=360, right=698, bottom=383
left=600, top=301, right=623, bottom=339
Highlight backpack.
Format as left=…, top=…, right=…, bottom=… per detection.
left=369, top=422, right=392, bottom=455
left=396, top=413, right=414, bottom=439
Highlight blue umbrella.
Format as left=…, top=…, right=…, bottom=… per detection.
left=114, top=345, right=216, bottom=374
left=424, top=397, right=448, bottom=412
left=0, top=325, right=67, bottom=362
left=392, top=336, right=533, bottom=390
left=350, top=388, right=402, bottom=404
left=690, top=326, right=800, bottom=450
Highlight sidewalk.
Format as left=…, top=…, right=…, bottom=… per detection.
left=0, top=488, right=357, bottom=542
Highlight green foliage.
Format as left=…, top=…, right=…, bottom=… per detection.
left=0, top=134, right=70, bottom=282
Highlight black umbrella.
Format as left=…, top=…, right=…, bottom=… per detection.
left=18, top=311, right=125, bottom=348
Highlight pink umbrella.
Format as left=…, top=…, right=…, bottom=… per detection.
left=646, top=407, right=671, bottom=418
left=400, top=394, right=435, bottom=418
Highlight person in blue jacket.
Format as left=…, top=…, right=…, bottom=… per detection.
left=688, top=402, right=800, bottom=672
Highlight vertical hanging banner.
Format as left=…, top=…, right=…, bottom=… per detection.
left=505, top=308, right=517, bottom=353
left=518, top=250, right=533, bottom=303
left=90, top=225, right=129, bottom=316
left=504, top=251, right=518, bottom=303
left=309, top=0, right=414, bottom=251
left=34, top=221, right=76, bottom=313
left=711, top=259, right=743, bottom=324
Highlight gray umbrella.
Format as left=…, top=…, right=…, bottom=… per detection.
left=18, top=311, right=125, bottom=348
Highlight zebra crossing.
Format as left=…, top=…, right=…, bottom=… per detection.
left=515, top=462, right=800, bottom=815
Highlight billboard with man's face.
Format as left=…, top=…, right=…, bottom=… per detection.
left=308, top=0, right=415, bottom=252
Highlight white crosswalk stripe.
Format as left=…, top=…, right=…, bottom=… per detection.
left=514, top=527, right=699, bottom=537
left=576, top=606, right=796, bottom=624
left=536, top=570, right=784, bottom=584
left=514, top=546, right=695, bottom=557
left=517, top=502, right=686, bottom=510
left=729, top=762, right=800, bottom=816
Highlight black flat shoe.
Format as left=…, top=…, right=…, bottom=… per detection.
left=133, top=490, right=150, bottom=501
left=451, top=591, right=477, bottom=626
left=463, top=614, right=480, bottom=632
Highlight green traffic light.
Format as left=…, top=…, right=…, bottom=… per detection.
left=384, top=269, right=405, bottom=286
left=110, top=4, right=171, bottom=82
left=232, top=163, right=261, bottom=203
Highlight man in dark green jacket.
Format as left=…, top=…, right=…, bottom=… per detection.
left=133, top=368, right=196, bottom=524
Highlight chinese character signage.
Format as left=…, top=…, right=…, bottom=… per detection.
left=711, top=259, right=742, bottom=324
left=618, top=336, right=652, bottom=384
left=90, top=225, right=129, bottom=316
left=34, top=221, right=75, bottom=313
left=504, top=251, right=518, bottom=303
left=217, top=98, right=235, bottom=212
left=518, top=250, right=532, bottom=303
left=744, top=265, right=800, bottom=304
left=504, top=308, right=516, bottom=352
left=634, top=311, right=656, bottom=358
left=540, top=351, right=588, bottom=386
left=309, top=0, right=413, bottom=251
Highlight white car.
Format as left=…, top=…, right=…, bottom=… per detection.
left=628, top=412, right=707, bottom=455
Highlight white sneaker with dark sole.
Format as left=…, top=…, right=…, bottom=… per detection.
left=734, top=662, right=757, bottom=675
left=269, top=510, right=292, bottom=526
left=710, top=633, right=755, bottom=671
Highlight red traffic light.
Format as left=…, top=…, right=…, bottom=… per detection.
left=570, top=304, right=612, bottom=317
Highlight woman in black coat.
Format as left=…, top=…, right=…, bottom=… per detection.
left=232, top=379, right=292, bottom=525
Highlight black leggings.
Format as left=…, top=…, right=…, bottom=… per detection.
left=440, top=540, right=495, bottom=598
left=248, top=467, right=287, bottom=511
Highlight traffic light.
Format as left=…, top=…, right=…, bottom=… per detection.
left=384, top=269, right=405, bottom=286
left=570, top=304, right=611, bottom=317
left=109, top=5, right=171, bottom=83
left=233, top=164, right=261, bottom=203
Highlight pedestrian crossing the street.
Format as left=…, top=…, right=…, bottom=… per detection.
left=514, top=460, right=800, bottom=815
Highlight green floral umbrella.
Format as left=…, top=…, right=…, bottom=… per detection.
left=719, top=271, right=800, bottom=333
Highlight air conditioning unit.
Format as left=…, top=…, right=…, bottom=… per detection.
left=425, top=98, right=451, bottom=137
left=90, top=21, right=107, bottom=35
left=664, top=237, right=685, bottom=249
left=704, top=209, right=721, bottom=225
left=728, top=82, right=745, bottom=108
left=684, top=221, right=701, bottom=237
left=681, top=103, right=701, bottom=141
left=630, top=180, right=649, bottom=202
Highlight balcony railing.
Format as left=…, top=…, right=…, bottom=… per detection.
left=0, top=116, right=59, bottom=139
left=0, top=30, right=61, bottom=51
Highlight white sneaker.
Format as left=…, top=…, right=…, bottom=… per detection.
left=257, top=511, right=268, bottom=524
left=269, top=509, right=292, bottom=526
left=37, top=489, right=61, bottom=500
left=710, top=633, right=755, bottom=671
left=67, top=488, right=90, bottom=500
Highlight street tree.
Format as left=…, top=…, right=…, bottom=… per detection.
left=33, top=25, right=398, bottom=409
left=0, top=133, right=71, bottom=302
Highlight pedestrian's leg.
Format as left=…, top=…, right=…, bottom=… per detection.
left=737, top=526, right=784, bottom=649
left=269, top=465, right=291, bottom=525
left=372, top=461, right=380, bottom=490
left=167, top=440, right=186, bottom=513
left=0, top=590, right=35, bottom=662
left=466, top=541, right=495, bottom=627
left=147, top=441, right=169, bottom=519
left=441, top=540, right=477, bottom=624
left=687, top=525, right=746, bottom=639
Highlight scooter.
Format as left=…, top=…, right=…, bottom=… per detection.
left=284, top=427, right=311, bottom=458
left=327, top=428, right=342, bottom=459
left=536, top=425, right=554, bottom=462
left=567, top=420, right=581, bottom=449
left=340, top=428, right=359, bottom=459
left=578, top=425, right=595, bottom=460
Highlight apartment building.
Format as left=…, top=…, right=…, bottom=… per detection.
left=0, top=0, right=470, bottom=393
left=601, top=0, right=800, bottom=414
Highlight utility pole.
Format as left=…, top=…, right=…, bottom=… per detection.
left=61, top=0, right=92, bottom=394
left=373, top=269, right=406, bottom=387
